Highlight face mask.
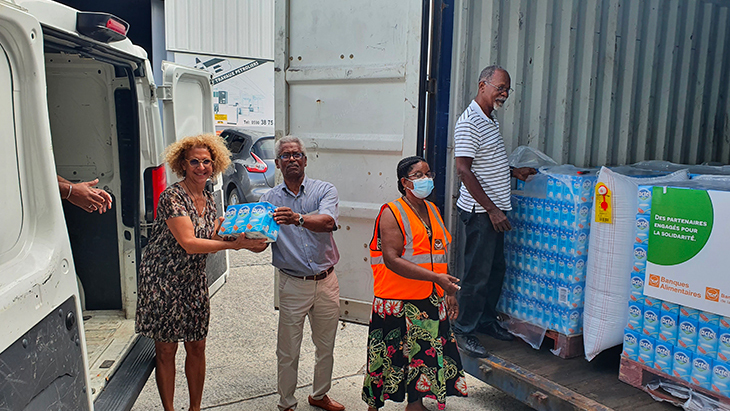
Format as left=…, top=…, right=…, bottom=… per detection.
left=408, top=177, right=434, bottom=199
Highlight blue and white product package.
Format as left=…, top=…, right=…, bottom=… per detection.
left=643, top=305, right=660, bottom=339
left=632, top=244, right=648, bottom=273
left=501, top=167, right=597, bottom=334
left=218, top=204, right=249, bottom=236
left=658, top=311, right=678, bottom=346
left=635, top=215, right=650, bottom=245
left=576, top=203, right=591, bottom=230
left=637, top=185, right=653, bottom=215
left=566, top=309, right=583, bottom=335
left=719, top=318, right=730, bottom=363
left=660, top=301, right=680, bottom=316
left=654, top=341, right=674, bottom=375
left=638, top=336, right=656, bottom=367
left=678, top=317, right=700, bottom=352
left=672, top=346, right=694, bottom=383
left=249, top=202, right=279, bottom=242
left=219, top=202, right=279, bottom=242
left=699, top=311, right=721, bottom=327
left=627, top=301, right=644, bottom=331
left=712, top=362, right=730, bottom=397
left=691, top=354, right=714, bottom=390
left=697, top=323, right=720, bottom=358
left=630, top=272, right=646, bottom=305
left=623, top=327, right=640, bottom=360
left=643, top=297, right=662, bottom=310
left=680, top=306, right=700, bottom=321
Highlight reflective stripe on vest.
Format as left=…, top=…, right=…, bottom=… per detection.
left=369, top=198, right=452, bottom=300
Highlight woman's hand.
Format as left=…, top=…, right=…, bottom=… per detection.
left=230, top=235, right=268, bottom=252
left=63, top=177, right=113, bottom=213
left=435, top=274, right=461, bottom=296
left=445, top=295, right=459, bottom=321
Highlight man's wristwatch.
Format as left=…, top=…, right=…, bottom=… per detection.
left=296, top=214, right=304, bottom=227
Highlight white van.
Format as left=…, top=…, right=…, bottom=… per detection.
left=0, top=1, right=225, bottom=409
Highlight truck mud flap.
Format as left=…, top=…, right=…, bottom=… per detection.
left=461, top=352, right=614, bottom=411
left=94, top=335, right=155, bottom=411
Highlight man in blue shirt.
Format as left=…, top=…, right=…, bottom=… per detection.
left=259, top=136, right=344, bottom=411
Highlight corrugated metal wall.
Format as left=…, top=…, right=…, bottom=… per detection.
left=450, top=0, right=730, bottom=167
left=165, top=0, right=274, bottom=59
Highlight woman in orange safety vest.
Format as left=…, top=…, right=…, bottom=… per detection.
left=362, top=156, right=467, bottom=411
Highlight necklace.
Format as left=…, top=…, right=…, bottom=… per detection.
left=402, top=196, right=432, bottom=238
left=183, top=179, right=206, bottom=214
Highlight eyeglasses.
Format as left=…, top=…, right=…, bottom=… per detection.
left=483, top=81, right=514, bottom=95
left=188, top=158, right=213, bottom=167
left=278, top=152, right=305, bottom=161
left=408, top=171, right=435, bottom=180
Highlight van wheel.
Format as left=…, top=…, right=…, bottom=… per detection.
left=228, top=189, right=241, bottom=206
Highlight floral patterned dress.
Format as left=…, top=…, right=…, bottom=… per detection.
left=135, top=182, right=216, bottom=343
left=362, top=290, right=467, bottom=409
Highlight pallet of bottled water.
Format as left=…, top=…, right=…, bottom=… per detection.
left=497, top=168, right=598, bottom=336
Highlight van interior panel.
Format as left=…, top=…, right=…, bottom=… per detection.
left=63, top=201, right=122, bottom=310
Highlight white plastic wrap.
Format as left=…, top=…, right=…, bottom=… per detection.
left=508, top=145, right=558, bottom=169
left=583, top=167, right=690, bottom=361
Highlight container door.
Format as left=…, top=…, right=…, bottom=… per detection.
left=275, top=0, right=425, bottom=323
left=160, top=62, right=229, bottom=293
left=0, top=3, right=91, bottom=410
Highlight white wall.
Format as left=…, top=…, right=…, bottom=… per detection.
left=165, top=0, right=274, bottom=60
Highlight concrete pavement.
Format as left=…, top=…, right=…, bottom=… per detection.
left=130, top=249, right=531, bottom=411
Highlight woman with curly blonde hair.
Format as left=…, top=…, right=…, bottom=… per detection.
left=135, top=134, right=267, bottom=411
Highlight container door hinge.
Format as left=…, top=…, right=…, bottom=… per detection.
left=158, top=85, right=172, bottom=101
left=426, top=76, right=436, bottom=94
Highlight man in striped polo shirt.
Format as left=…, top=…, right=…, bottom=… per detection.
left=453, top=65, right=535, bottom=357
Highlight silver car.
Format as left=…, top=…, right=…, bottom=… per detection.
left=220, top=128, right=276, bottom=205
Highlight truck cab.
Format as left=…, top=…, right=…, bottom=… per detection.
left=0, top=1, right=225, bottom=409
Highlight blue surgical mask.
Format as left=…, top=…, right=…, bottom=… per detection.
left=408, top=177, right=434, bottom=199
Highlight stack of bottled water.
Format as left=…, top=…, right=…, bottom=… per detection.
left=497, top=170, right=597, bottom=336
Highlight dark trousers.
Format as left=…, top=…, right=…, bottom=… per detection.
left=453, top=209, right=506, bottom=336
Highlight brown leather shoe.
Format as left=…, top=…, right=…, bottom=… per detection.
left=308, top=395, right=345, bottom=411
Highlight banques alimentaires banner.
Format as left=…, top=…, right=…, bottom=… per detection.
left=645, top=186, right=730, bottom=317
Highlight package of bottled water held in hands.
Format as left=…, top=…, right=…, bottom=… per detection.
left=500, top=165, right=598, bottom=335
left=218, top=201, right=279, bottom=242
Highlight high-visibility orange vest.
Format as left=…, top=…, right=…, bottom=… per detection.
left=369, top=197, right=452, bottom=300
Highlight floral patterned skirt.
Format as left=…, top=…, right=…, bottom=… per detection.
left=362, top=291, right=467, bottom=409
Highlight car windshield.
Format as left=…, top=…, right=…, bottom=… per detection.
left=253, top=137, right=275, bottom=160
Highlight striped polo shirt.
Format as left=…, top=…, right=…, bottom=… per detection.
left=454, top=100, right=512, bottom=213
